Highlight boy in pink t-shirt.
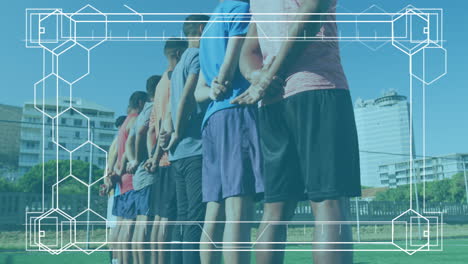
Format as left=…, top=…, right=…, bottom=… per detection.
left=233, top=0, right=361, bottom=263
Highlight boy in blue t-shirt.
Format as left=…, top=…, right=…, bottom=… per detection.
left=194, top=1, right=264, bottom=263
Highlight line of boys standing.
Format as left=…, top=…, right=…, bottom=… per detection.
left=103, top=0, right=361, bottom=264
left=104, top=38, right=190, bottom=264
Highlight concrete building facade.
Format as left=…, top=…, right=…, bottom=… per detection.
left=18, top=97, right=116, bottom=175
left=379, top=153, right=468, bottom=188
left=354, top=91, right=414, bottom=187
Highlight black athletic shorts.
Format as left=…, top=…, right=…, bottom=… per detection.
left=150, top=171, right=162, bottom=216
left=157, top=165, right=177, bottom=219
left=258, top=89, right=361, bottom=202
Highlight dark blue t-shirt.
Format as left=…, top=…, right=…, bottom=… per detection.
left=199, top=0, right=251, bottom=127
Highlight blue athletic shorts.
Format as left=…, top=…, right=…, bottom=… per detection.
left=202, top=106, right=264, bottom=202
left=112, top=190, right=137, bottom=219
left=135, top=184, right=155, bottom=216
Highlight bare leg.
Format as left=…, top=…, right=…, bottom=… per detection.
left=118, top=218, right=135, bottom=264
left=311, top=198, right=353, bottom=264
left=109, top=223, right=120, bottom=262
left=116, top=217, right=125, bottom=264
left=109, top=217, right=121, bottom=262
left=157, top=217, right=174, bottom=264
left=255, top=201, right=297, bottom=264
left=223, top=196, right=254, bottom=264
left=201, top=201, right=225, bottom=264
left=150, top=215, right=161, bottom=264
left=132, top=215, right=153, bottom=264
left=132, top=218, right=140, bottom=264
left=157, top=217, right=169, bottom=264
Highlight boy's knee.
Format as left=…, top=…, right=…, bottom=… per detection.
left=262, top=204, right=287, bottom=222
left=226, top=211, right=243, bottom=222
left=262, top=210, right=282, bottom=222
left=205, top=210, right=221, bottom=222
left=311, top=199, right=347, bottom=221
left=260, top=201, right=297, bottom=222
left=157, top=224, right=167, bottom=241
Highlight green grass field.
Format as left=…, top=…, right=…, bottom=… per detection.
left=0, top=238, right=466, bottom=264
left=2, top=223, right=468, bottom=250
left=1, top=224, right=467, bottom=264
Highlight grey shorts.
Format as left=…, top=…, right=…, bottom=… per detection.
left=202, top=106, right=264, bottom=202
left=132, top=160, right=156, bottom=191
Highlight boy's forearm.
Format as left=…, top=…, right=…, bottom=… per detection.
left=119, top=152, right=128, bottom=173
left=147, top=126, right=156, bottom=158
left=266, top=0, right=328, bottom=78
left=195, top=84, right=210, bottom=102
left=217, top=36, right=245, bottom=84
left=108, top=152, right=117, bottom=173
left=163, top=101, right=173, bottom=132
left=195, top=73, right=211, bottom=103
left=174, top=95, right=195, bottom=136
left=123, top=118, right=137, bottom=163
left=125, top=134, right=136, bottom=162
left=135, top=127, right=148, bottom=163
left=240, top=25, right=263, bottom=81
left=240, top=52, right=262, bottom=81
left=107, top=139, right=118, bottom=171
left=174, top=74, right=199, bottom=135
left=152, top=139, right=164, bottom=166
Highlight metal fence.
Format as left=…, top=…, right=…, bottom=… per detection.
left=1, top=192, right=467, bottom=229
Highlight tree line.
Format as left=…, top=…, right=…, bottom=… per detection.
left=1, top=162, right=466, bottom=204
left=374, top=173, right=467, bottom=203
left=0, top=160, right=103, bottom=194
